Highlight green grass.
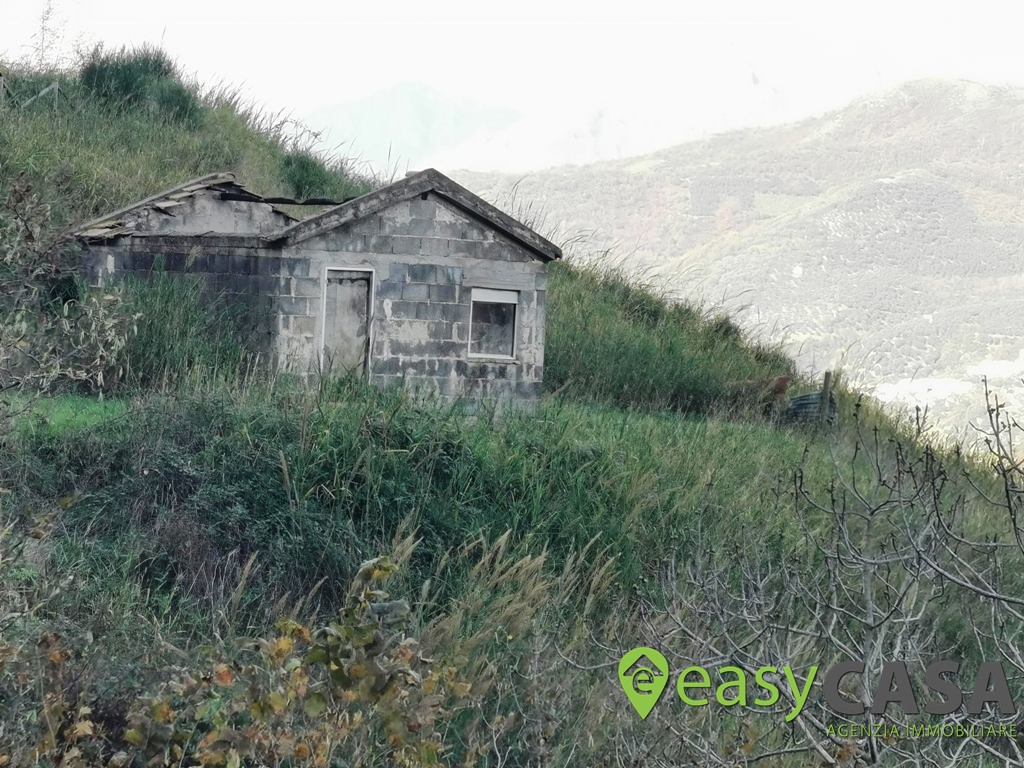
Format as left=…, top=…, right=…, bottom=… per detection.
left=2, top=47, right=1019, bottom=766
left=6, top=379, right=832, bottom=619
left=120, top=273, right=256, bottom=389
left=0, top=47, right=373, bottom=229
left=546, top=262, right=793, bottom=411
left=12, top=394, right=129, bottom=439
left=0, top=37, right=947, bottom=620
left=80, top=44, right=202, bottom=127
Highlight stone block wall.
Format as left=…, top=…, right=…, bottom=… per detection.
left=280, top=193, right=548, bottom=404
left=80, top=235, right=285, bottom=358
left=79, top=191, right=551, bottom=407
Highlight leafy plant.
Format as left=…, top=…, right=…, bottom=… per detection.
left=5, top=548, right=476, bottom=767
left=0, top=176, right=137, bottom=398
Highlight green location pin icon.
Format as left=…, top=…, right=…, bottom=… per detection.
left=618, top=647, right=670, bottom=719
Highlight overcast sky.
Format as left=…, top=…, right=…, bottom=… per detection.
left=3, top=0, right=1024, bottom=171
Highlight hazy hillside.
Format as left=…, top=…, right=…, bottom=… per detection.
left=457, top=79, right=1024, bottom=438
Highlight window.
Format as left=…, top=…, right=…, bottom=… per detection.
left=469, top=288, right=518, bottom=358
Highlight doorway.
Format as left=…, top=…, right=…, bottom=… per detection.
left=322, top=269, right=372, bottom=376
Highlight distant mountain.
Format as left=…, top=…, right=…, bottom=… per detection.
left=456, top=80, right=1024, bottom=437
left=303, top=83, right=519, bottom=174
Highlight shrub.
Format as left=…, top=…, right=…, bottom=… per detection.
left=282, top=148, right=341, bottom=200
left=0, top=545, right=477, bottom=767
left=80, top=44, right=202, bottom=126
left=122, top=553, right=473, bottom=767
left=0, top=178, right=136, bottom=398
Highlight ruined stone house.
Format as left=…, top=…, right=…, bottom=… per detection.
left=74, top=169, right=561, bottom=403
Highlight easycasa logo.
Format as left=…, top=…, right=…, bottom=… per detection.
left=618, top=648, right=1017, bottom=722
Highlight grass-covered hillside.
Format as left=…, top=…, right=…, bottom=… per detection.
left=0, top=45, right=372, bottom=229
left=2, top=49, right=1024, bottom=768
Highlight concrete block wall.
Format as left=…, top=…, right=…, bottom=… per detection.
left=80, top=191, right=551, bottom=407
left=282, top=193, right=548, bottom=404
left=80, top=235, right=287, bottom=358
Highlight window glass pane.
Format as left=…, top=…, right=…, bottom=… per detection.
left=470, top=300, right=516, bottom=356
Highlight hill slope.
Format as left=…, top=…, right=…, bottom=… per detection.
left=456, top=79, right=1024, bottom=437
left=0, top=46, right=373, bottom=228
left=3, top=55, right=1024, bottom=766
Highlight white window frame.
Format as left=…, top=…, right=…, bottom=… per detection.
left=468, top=288, right=519, bottom=361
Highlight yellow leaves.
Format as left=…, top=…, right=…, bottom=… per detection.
left=48, top=548, right=471, bottom=767
left=197, top=748, right=229, bottom=767
left=56, top=493, right=79, bottom=510
left=422, top=665, right=471, bottom=700
left=214, top=663, right=234, bottom=687
left=69, top=718, right=95, bottom=740
left=150, top=700, right=174, bottom=723
left=422, top=671, right=440, bottom=695
left=198, top=729, right=223, bottom=750
left=39, top=634, right=67, bottom=667
left=0, top=755, right=9, bottom=767
left=396, top=639, right=418, bottom=665
left=276, top=617, right=313, bottom=642
left=30, top=511, right=56, bottom=539
left=289, top=666, right=309, bottom=699
left=367, top=557, right=398, bottom=582
left=265, top=635, right=294, bottom=664
left=267, top=690, right=289, bottom=714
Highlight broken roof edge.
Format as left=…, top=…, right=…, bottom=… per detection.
left=71, top=171, right=298, bottom=239
left=73, top=171, right=236, bottom=236
left=271, top=168, right=563, bottom=262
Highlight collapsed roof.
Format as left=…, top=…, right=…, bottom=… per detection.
left=73, top=169, right=562, bottom=262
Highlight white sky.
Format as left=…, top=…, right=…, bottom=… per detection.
left=3, top=0, right=1024, bottom=171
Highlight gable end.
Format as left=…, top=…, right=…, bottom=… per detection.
left=272, top=169, right=561, bottom=262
